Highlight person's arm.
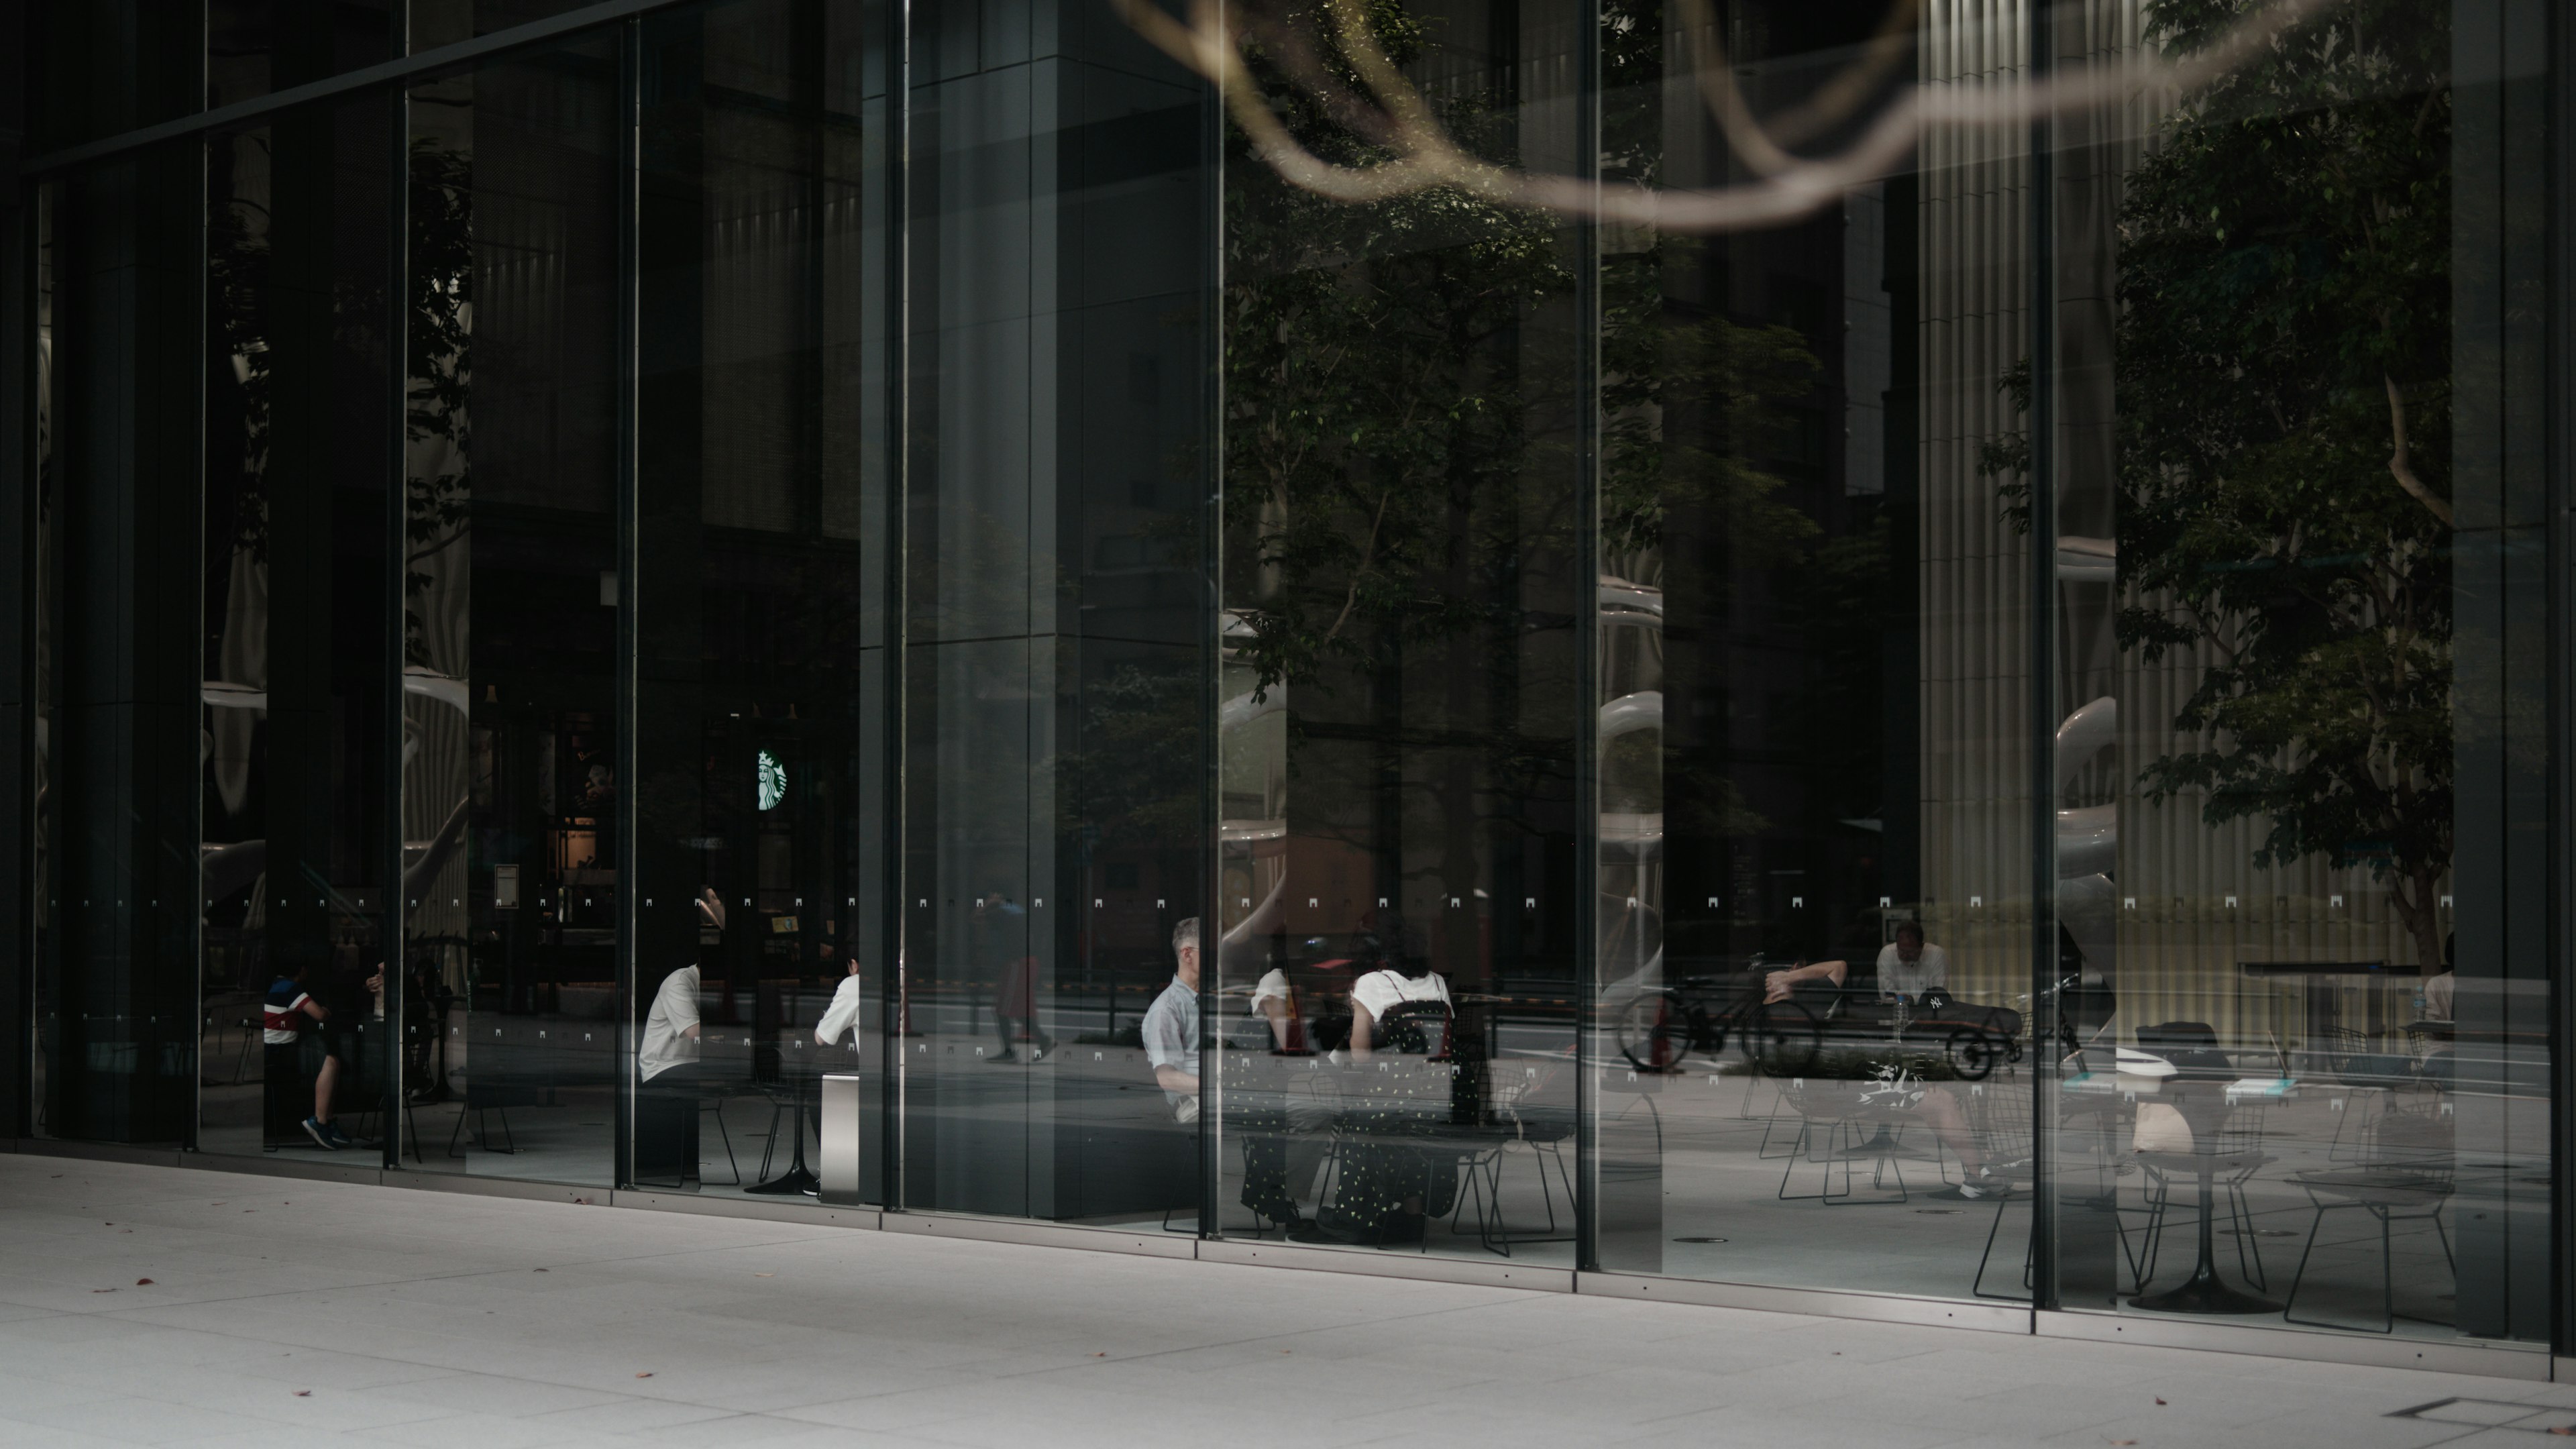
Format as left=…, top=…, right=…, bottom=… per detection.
left=815, top=975, right=862, bottom=1046
left=1764, top=960, right=1846, bottom=1004
left=299, top=996, right=330, bottom=1024
left=1144, top=1005, right=1197, bottom=1093
left=1260, top=995, right=1295, bottom=1050
left=669, top=977, right=702, bottom=1042
left=1348, top=1001, right=1377, bottom=1062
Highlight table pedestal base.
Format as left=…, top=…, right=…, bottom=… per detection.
left=2129, top=1268, right=2282, bottom=1316
left=745, top=1073, right=820, bottom=1195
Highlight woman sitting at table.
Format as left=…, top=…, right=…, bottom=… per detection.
left=1322, top=917, right=1458, bottom=1246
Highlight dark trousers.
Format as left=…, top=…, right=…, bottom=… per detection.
left=635, top=1063, right=702, bottom=1186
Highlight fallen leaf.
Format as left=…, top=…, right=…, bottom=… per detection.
left=754, top=1273, right=773, bottom=1279
left=294, top=1390, right=311, bottom=1397
left=2154, top=1397, right=2167, bottom=1405
left=1093, top=1352, right=1106, bottom=1358
left=635, top=1372, right=653, bottom=1379
left=91, top=1288, right=115, bottom=1294
left=2547, top=1429, right=2575, bottom=1438
left=533, top=1269, right=548, bottom=1273
left=2111, top=1441, right=2137, bottom=1446
left=136, top=1279, right=154, bottom=1286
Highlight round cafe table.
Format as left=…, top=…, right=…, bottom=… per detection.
left=2127, top=1074, right=2282, bottom=1316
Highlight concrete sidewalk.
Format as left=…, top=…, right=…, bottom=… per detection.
left=0, top=1153, right=2567, bottom=1449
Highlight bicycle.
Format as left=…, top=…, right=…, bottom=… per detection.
left=1615, top=972, right=1823, bottom=1077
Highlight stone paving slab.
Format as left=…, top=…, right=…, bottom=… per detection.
left=0, top=1152, right=2569, bottom=1449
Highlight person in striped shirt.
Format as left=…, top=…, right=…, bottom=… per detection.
left=265, top=963, right=347, bottom=1150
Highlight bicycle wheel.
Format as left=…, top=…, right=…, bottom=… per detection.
left=1945, top=1028, right=1998, bottom=1081
left=1744, top=1000, right=1821, bottom=1077
left=1617, top=991, right=1692, bottom=1072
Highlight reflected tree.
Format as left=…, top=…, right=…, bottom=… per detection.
left=1991, top=0, right=2453, bottom=973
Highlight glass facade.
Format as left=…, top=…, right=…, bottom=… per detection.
left=7, top=0, right=2573, bottom=1364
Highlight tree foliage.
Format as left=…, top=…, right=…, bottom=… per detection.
left=1222, top=0, right=1819, bottom=704
left=1998, top=0, right=2454, bottom=971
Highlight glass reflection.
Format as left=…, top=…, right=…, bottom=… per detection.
left=195, top=103, right=398, bottom=1161
left=400, top=37, right=623, bottom=1181
left=631, top=0, right=877, bottom=1201
left=2039, top=0, right=2537, bottom=1341
left=1216, top=0, right=1584, bottom=1259
left=1582, top=0, right=2023, bottom=1289
left=896, top=0, right=1214, bottom=1224
left=207, top=0, right=397, bottom=110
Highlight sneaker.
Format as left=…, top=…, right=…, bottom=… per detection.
left=320, top=1122, right=354, bottom=1150
left=301, top=1117, right=337, bottom=1150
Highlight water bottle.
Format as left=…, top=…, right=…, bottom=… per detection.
left=2412, top=985, right=2426, bottom=1021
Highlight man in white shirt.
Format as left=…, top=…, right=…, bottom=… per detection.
left=1875, top=922, right=1948, bottom=1003
left=637, top=959, right=705, bottom=1185
left=815, top=954, right=864, bottom=1057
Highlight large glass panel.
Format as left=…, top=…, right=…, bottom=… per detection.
left=1216, top=0, right=1587, bottom=1260
left=399, top=35, right=623, bottom=1183
left=208, top=1, right=400, bottom=111
left=32, top=144, right=212, bottom=1146
left=630, top=0, right=881, bottom=1201
left=196, top=101, right=400, bottom=1161
left=898, top=0, right=1214, bottom=1224
left=1581, top=0, right=2036, bottom=1296
left=2039, top=0, right=2551, bottom=1346
left=28, top=4, right=201, bottom=151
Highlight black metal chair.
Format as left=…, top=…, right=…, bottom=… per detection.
left=2320, top=1026, right=2417, bottom=1163
left=2283, top=1110, right=2455, bottom=1333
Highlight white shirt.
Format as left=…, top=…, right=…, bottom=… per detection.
left=1874, top=943, right=1948, bottom=1002
left=1351, top=969, right=1450, bottom=1023
left=639, top=965, right=702, bottom=1081
left=1250, top=968, right=1292, bottom=1016
left=814, top=975, right=864, bottom=1053
left=2422, top=970, right=2454, bottom=1022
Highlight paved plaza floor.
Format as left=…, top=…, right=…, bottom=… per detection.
left=0, top=1150, right=2569, bottom=1449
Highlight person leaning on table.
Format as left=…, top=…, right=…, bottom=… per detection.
left=1758, top=922, right=1947, bottom=1006
left=1762, top=928, right=2001, bottom=1199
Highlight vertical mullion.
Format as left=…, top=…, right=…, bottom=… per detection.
left=614, top=15, right=643, bottom=1190
left=2547, top=0, right=2573, bottom=1361
left=1197, top=0, right=1225, bottom=1238
left=1571, top=0, right=1603, bottom=1274
left=383, top=83, right=410, bottom=1172
left=2025, top=0, right=2060, bottom=1317
left=0, top=54, right=32, bottom=1144
left=879, top=0, right=912, bottom=1214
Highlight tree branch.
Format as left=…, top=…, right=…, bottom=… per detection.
left=2383, top=374, right=2453, bottom=527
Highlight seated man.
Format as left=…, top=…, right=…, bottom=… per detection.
left=1142, top=919, right=1326, bottom=1230
left=1876, top=922, right=1949, bottom=1004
